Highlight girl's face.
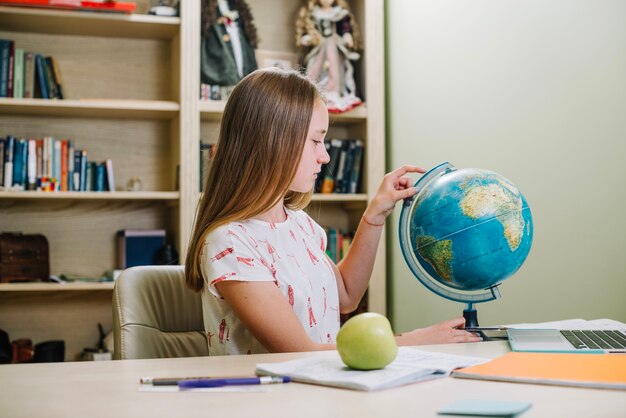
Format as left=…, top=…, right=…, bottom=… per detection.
left=290, top=98, right=330, bottom=193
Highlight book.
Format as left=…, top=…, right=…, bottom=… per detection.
left=79, top=149, right=87, bottom=191
left=43, top=56, right=59, bottom=99
left=6, top=40, right=14, bottom=98
left=256, top=347, right=488, bottom=392
left=94, top=162, right=106, bottom=191
left=0, top=138, right=4, bottom=188
left=47, top=56, right=63, bottom=99
left=53, top=139, right=61, bottom=185
left=320, top=139, right=342, bottom=193
left=105, top=158, right=115, bottom=191
left=12, top=138, right=26, bottom=187
left=27, top=139, right=36, bottom=190
left=452, top=352, right=626, bottom=390
left=117, top=229, right=167, bottom=269
left=0, top=39, right=13, bottom=98
left=13, top=48, right=24, bottom=99
left=348, top=139, right=364, bottom=193
left=3, top=136, right=15, bottom=188
left=23, top=52, right=35, bottom=98
left=333, top=140, right=349, bottom=193
left=340, top=140, right=356, bottom=193
left=34, top=54, right=48, bottom=99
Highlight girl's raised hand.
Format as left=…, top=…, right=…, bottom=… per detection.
left=362, top=165, right=425, bottom=226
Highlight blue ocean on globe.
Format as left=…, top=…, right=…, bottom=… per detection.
left=400, top=163, right=533, bottom=301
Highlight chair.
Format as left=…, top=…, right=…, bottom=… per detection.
left=112, top=265, right=209, bottom=359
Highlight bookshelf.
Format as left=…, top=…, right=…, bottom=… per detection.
left=0, top=0, right=386, bottom=360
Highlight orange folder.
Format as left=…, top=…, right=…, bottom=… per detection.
left=452, top=352, right=626, bottom=390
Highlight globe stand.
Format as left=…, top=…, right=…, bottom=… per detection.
left=462, top=301, right=507, bottom=341
left=463, top=303, right=480, bottom=329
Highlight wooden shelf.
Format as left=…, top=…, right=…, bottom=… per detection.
left=200, top=100, right=368, bottom=123
left=0, top=191, right=179, bottom=201
left=0, top=282, right=114, bottom=292
left=0, top=98, right=180, bottom=119
left=0, top=6, right=180, bottom=39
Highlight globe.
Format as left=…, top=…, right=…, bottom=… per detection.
left=399, top=162, right=533, bottom=327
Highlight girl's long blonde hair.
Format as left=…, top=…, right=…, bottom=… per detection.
left=185, top=68, right=321, bottom=292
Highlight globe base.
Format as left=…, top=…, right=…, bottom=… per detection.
left=463, top=306, right=480, bottom=329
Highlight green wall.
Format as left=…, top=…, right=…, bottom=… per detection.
left=386, top=0, right=626, bottom=332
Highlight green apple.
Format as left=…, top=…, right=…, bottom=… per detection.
left=336, top=312, right=398, bottom=370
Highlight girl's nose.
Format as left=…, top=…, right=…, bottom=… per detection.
left=319, top=146, right=330, bottom=164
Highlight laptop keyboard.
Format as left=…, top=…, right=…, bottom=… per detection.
left=560, top=330, right=626, bottom=350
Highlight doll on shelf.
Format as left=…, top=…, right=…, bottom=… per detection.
left=201, top=0, right=258, bottom=99
left=296, top=0, right=362, bottom=113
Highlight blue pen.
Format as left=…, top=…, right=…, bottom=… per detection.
left=178, top=376, right=290, bottom=389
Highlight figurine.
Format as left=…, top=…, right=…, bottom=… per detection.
left=296, top=0, right=362, bottom=113
left=201, top=0, right=258, bottom=89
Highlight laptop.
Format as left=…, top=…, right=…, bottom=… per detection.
left=507, top=328, right=626, bottom=354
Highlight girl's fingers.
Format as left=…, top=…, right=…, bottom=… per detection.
left=391, top=165, right=426, bottom=177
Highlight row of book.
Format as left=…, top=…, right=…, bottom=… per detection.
left=325, top=227, right=353, bottom=264
left=315, top=139, right=364, bottom=194
left=200, top=83, right=234, bottom=102
left=0, top=38, right=64, bottom=99
left=0, top=136, right=115, bottom=192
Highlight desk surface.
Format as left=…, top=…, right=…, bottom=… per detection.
left=1, top=341, right=624, bottom=418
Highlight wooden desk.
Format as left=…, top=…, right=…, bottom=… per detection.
left=0, top=341, right=624, bottom=418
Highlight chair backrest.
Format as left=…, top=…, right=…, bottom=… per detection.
left=112, top=265, right=208, bottom=359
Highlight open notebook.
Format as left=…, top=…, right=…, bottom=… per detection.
left=256, top=347, right=488, bottom=391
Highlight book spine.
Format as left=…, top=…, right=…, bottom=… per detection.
left=60, top=139, right=68, bottom=191
left=6, top=40, right=14, bottom=98
left=35, top=139, right=43, bottom=189
left=43, top=56, right=58, bottom=99
left=13, top=139, right=28, bottom=186
left=95, top=162, right=106, bottom=191
left=0, top=138, right=4, bottom=188
left=321, top=139, right=343, bottom=194
left=73, top=150, right=81, bottom=192
left=13, top=48, right=24, bottom=99
left=341, top=140, right=356, bottom=193
left=85, top=161, right=95, bottom=192
left=79, top=149, right=87, bottom=191
left=0, top=40, right=12, bottom=98
left=53, top=139, right=61, bottom=188
left=333, top=141, right=349, bottom=193
left=48, top=56, right=63, bottom=99
left=42, top=136, right=51, bottom=179
left=105, top=158, right=115, bottom=191
left=3, top=136, right=14, bottom=188
left=34, top=54, right=49, bottom=99
left=66, top=140, right=74, bottom=191
left=23, top=52, right=35, bottom=99
left=27, top=139, right=36, bottom=190
left=349, top=140, right=364, bottom=194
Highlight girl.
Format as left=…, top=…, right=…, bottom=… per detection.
left=185, top=68, right=480, bottom=355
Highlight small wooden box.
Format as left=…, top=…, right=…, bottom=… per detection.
left=0, top=233, right=50, bottom=283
